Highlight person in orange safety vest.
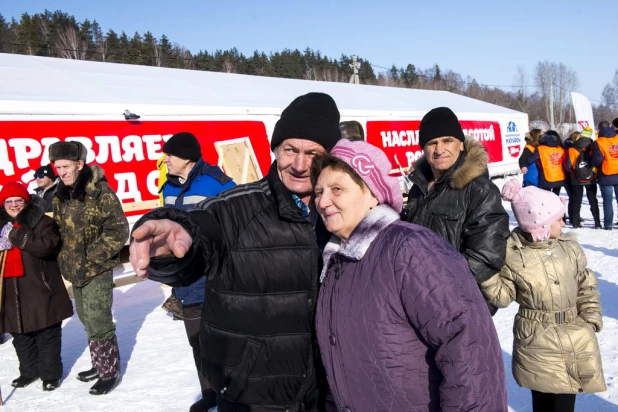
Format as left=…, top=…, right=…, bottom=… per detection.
left=526, top=133, right=566, bottom=195
left=592, top=127, right=618, bottom=230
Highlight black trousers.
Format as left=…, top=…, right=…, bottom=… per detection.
left=531, top=390, right=576, bottom=412
left=11, top=322, right=63, bottom=380
left=183, top=303, right=212, bottom=395
left=570, top=184, right=600, bottom=225
left=542, top=186, right=562, bottom=196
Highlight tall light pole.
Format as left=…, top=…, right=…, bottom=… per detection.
left=349, top=55, right=360, bottom=84
left=549, top=81, right=556, bottom=130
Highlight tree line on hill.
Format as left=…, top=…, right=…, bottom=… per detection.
left=1, top=9, right=616, bottom=130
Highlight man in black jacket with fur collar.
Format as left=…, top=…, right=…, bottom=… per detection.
left=130, top=93, right=340, bottom=412
left=402, top=107, right=510, bottom=315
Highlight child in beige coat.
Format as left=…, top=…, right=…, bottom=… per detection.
left=480, top=179, right=605, bottom=412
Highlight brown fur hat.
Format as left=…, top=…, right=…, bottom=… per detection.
left=49, top=141, right=88, bottom=162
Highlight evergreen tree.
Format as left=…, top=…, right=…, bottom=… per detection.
left=0, top=14, right=14, bottom=53
left=1, top=7, right=537, bottom=118
left=117, top=31, right=130, bottom=63
left=158, top=34, right=172, bottom=67
left=433, top=64, right=442, bottom=81
left=400, top=64, right=418, bottom=88
left=79, top=19, right=96, bottom=59
left=105, top=29, right=120, bottom=62
left=91, top=20, right=106, bottom=61
left=195, top=50, right=215, bottom=71
left=128, top=32, right=144, bottom=65
left=389, top=64, right=400, bottom=85
left=15, top=13, right=40, bottom=55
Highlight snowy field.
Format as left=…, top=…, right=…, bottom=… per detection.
left=1, top=178, right=618, bottom=411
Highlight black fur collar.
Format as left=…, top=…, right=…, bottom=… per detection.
left=56, top=165, right=96, bottom=202
left=0, top=195, right=46, bottom=229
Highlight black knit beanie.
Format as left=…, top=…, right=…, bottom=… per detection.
left=270, top=92, right=341, bottom=151
left=35, top=164, right=57, bottom=180
left=163, top=132, right=202, bottom=161
left=418, top=107, right=466, bottom=148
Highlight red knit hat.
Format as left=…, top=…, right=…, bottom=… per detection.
left=0, top=182, right=31, bottom=206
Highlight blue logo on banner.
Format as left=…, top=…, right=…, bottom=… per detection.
left=507, top=121, right=518, bottom=133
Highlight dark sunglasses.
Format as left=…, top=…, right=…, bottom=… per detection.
left=34, top=173, right=46, bottom=178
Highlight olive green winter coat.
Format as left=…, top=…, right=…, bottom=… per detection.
left=52, top=165, right=129, bottom=287
left=480, top=228, right=605, bottom=394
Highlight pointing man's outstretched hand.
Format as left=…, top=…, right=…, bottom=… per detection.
left=129, top=219, right=193, bottom=278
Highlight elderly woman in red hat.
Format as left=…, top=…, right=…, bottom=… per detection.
left=0, top=182, right=73, bottom=391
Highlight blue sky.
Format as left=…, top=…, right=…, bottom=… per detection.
left=2, top=0, right=616, bottom=102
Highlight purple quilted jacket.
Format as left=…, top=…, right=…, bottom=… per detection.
left=316, top=206, right=508, bottom=412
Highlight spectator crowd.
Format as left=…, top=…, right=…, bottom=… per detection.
left=1, top=94, right=614, bottom=412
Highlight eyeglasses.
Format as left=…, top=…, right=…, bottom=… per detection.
left=34, top=173, right=46, bottom=178
left=4, top=199, right=26, bottom=207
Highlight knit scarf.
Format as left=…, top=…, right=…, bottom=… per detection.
left=3, top=222, right=24, bottom=278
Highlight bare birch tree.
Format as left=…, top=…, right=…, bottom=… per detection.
left=535, top=61, right=578, bottom=128
left=152, top=40, right=164, bottom=67
left=513, top=65, right=529, bottom=112
left=54, top=26, right=86, bottom=60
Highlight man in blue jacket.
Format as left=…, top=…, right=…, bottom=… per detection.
left=160, top=132, right=235, bottom=412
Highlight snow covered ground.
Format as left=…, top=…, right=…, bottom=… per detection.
left=1, top=178, right=618, bottom=411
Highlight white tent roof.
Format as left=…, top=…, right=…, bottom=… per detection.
left=0, top=53, right=524, bottom=117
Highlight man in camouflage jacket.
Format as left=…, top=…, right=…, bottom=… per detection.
left=50, top=141, right=129, bottom=396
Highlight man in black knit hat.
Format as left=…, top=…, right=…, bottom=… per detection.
left=33, top=164, right=59, bottom=212
left=402, top=107, right=509, bottom=316
left=159, top=131, right=235, bottom=412
left=129, top=93, right=340, bottom=411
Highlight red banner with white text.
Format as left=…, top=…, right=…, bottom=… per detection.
left=366, top=120, right=503, bottom=174
left=0, top=121, right=272, bottom=208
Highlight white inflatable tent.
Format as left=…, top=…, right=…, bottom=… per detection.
left=0, top=53, right=527, bottom=197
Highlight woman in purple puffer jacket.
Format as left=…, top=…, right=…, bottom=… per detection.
left=311, top=139, right=508, bottom=412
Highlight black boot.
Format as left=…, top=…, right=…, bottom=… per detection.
left=11, top=375, right=38, bottom=388
left=594, top=213, right=602, bottom=229
left=89, top=375, right=120, bottom=395
left=42, top=379, right=60, bottom=391
left=189, top=390, right=217, bottom=412
left=77, top=367, right=100, bottom=382
left=571, top=215, right=582, bottom=228
left=89, top=336, right=121, bottom=395
left=77, top=340, right=100, bottom=382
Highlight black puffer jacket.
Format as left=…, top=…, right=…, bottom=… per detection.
left=402, top=139, right=509, bottom=287
left=134, top=162, right=326, bottom=412
left=34, top=181, right=58, bottom=213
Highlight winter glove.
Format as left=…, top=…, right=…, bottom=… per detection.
left=0, top=222, right=14, bottom=251
left=587, top=320, right=602, bottom=333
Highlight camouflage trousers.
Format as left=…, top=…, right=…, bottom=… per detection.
left=73, top=271, right=116, bottom=341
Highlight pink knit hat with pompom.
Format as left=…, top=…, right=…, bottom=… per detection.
left=501, top=179, right=566, bottom=241
left=330, top=139, right=403, bottom=212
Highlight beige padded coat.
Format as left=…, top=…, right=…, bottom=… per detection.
left=480, top=229, right=606, bottom=394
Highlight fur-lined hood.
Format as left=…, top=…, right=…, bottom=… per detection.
left=55, top=164, right=107, bottom=202
left=320, top=205, right=399, bottom=283
left=409, top=138, right=489, bottom=190
left=0, top=195, right=47, bottom=229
